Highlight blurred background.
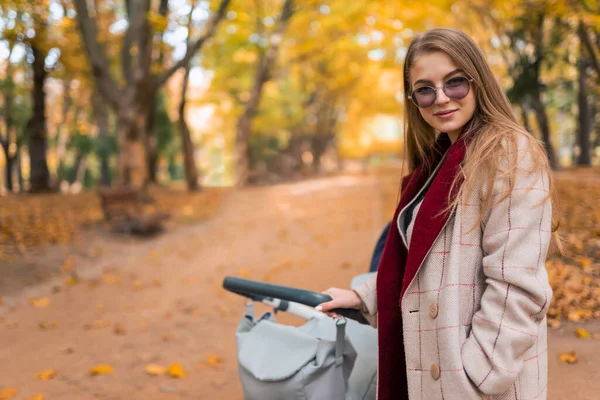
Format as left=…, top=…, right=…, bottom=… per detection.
left=0, top=0, right=598, bottom=193
left=0, top=1, right=599, bottom=399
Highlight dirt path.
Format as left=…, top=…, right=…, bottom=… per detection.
left=0, top=175, right=598, bottom=399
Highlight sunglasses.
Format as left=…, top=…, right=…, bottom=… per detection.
left=408, top=76, right=474, bottom=109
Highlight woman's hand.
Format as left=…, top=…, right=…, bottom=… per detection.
left=316, top=288, right=363, bottom=317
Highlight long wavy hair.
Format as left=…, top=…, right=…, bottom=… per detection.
left=401, top=28, right=561, bottom=249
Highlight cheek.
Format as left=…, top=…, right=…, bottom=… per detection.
left=418, top=109, right=434, bottom=123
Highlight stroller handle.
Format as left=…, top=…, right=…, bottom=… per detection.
left=223, top=276, right=368, bottom=323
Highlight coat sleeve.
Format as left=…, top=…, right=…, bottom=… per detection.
left=461, top=139, right=553, bottom=395
left=353, top=273, right=378, bottom=328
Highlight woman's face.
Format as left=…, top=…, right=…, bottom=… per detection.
left=409, top=52, right=476, bottom=141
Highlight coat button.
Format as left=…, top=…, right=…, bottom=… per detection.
left=429, top=303, right=439, bottom=319
left=431, top=363, right=441, bottom=380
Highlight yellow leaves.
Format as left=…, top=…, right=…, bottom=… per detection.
left=84, top=320, right=110, bottom=330
left=145, top=364, right=167, bottom=376
left=38, top=321, right=58, bottom=330
left=205, top=354, right=223, bottom=367
left=27, top=395, right=43, bottom=400
left=28, top=297, right=50, bottom=308
left=144, top=363, right=187, bottom=378
left=146, top=11, right=169, bottom=33
left=35, top=369, right=56, bottom=380
left=167, top=363, right=187, bottom=378
left=238, top=268, right=252, bottom=278
left=575, top=327, right=590, bottom=339
left=113, top=324, right=126, bottom=336
left=61, top=256, right=76, bottom=272
left=567, top=309, right=593, bottom=322
left=0, top=388, right=18, bottom=400
left=102, top=273, right=121, bottom=285
left=559, top=351, right=578, bottom=364
left=64, top=273, right=79, bottom=286
left=89, top=364, right=113, bottom=376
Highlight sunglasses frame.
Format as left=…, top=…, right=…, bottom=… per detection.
left=408, top=76, right=474, bottom=109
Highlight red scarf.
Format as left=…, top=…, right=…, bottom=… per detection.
left=375, top=132, right=468, bottom=400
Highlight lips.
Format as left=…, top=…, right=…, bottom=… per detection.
left=434, top=109, right=458, bottom=116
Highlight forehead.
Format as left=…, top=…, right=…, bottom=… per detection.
left=410, top=52, right=459, bottom=85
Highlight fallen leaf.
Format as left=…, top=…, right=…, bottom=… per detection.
left=0, top=298, right=4, bottom=306
left=64, top=273, right=79, bottom=286
left=96, top=304, right=105, bottom=314
left=559, top=351, right=578, bottom=364
left=567, top=311, right=581, bottom=322
left=84, top=320, right=110, bottom=330
left=38, top=321, right=59, bottom=330
left=29, top=297, right=50, bottom=308
left=113, top=324, right=126, bottom=335
left=146, top=364, right=167, bottom=376
left=35, top=369, right=56, bottom=380
left=238, top=268, right=251, bottom=278
left=61, top=256, right=75, bottom=272
left=547, top=319, right=561, bottom=329
left=89, top=364, right=113, bottom=375
left=132, top=280, right=144, bottom=291
left=0, top=387, right=18, bottom=399
left=167, top=363, right=186, bottom=378
left=102, top=273, right=120, bottom=285
left=575, top=327, right=590, bottom=339
left=206, top=354, right=222, bottom=367
left=27, top=394, right=43, bottom=400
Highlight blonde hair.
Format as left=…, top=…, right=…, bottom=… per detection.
left=401, top=28, right=561, bottom=250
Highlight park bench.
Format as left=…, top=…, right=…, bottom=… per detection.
left=97, top=187, right=170, bottom=235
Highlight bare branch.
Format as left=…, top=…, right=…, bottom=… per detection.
left=153, top=0, right=232, bottom=90
left=73, top=0, right=123, bottom=108
left=580, top=21, right=600, bottom=78
left=121, top=0, right=134, bottom=84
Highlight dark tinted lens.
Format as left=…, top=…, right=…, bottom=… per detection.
left=444, top=77, right=470, bottom=100
left=413, top=86, right=435, bottom=108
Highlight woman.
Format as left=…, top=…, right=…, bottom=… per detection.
left=316, top=28, right=560, bottom=400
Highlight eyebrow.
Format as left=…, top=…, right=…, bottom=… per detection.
left=413, top=69, right=464, bottom=86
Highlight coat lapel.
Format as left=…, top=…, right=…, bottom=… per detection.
left=400, top=134, right=468, bottom=298
left=374, top=133, right=456, bottom=400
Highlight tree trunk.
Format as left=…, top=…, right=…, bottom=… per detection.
left=56, top=80, right=72, bottom=182
left=236, top=0, right=295, bottom=187
left=4, top=151, right=11, bottom=192
left=146, top=97, right=158, bottom=184
left=311, top=135, right=332, bottom=174
left=577, top=39, right=592, bottom=166
left=92, top=91, right=111, bottom=186
left=530, top=92, right=559, bottom=169
left=74, top=154, right=88, bottom=186
left=70, top=153, right=85, bottom=183
left=179, top=62, right=200, bottom=191
left=116, top=106, right=149, bottom=188
left=27, top=44, right=51, bottom=192
left=17, top=148, right=24, bottom=191
left=520, top=105, right=532, bottom=135
left=73, top=0, right=230, bottom=189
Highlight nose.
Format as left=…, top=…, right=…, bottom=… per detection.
left=435, top=87, right=450, bottom=105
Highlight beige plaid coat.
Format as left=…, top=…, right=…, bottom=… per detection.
left=355, top=134, right=553, bottom=399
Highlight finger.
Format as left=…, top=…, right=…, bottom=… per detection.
left=315, top=300, right=337, bottom=312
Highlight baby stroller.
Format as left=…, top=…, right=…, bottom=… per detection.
left=223, top=275, right=377, bottom=400
left=222, top=224, right=390, bottom=400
